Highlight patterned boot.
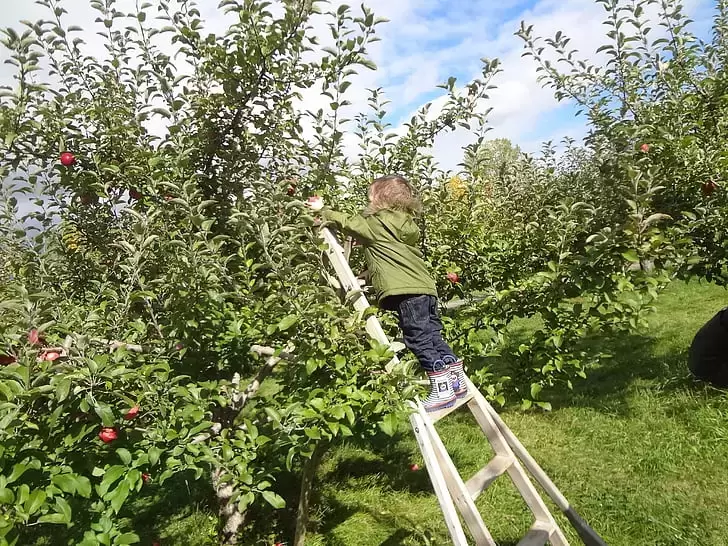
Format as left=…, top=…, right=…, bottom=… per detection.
left=423, top=366, right=456, bottom=412
left=448, top=360, right=468, bottom=398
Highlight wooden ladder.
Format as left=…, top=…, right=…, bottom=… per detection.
left=320, top=226, right=608, bottom=546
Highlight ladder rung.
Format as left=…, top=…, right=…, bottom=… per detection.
left=428, top=393, right=475, bottom=423
left=465, top=455, right=514, bottom=500
left=517, top=521, right=554, bottom=546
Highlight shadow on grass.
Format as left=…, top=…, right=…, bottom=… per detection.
left=470, top=322, right=723, bottom=417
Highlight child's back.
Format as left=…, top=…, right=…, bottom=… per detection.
left=323, top=207, right=436, bottom=304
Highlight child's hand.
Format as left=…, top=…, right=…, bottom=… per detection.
left=305, top=195, right=324, bottom=212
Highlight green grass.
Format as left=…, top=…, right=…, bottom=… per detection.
left=52, top=280, right=727, bottom=545
left=302, top=280, right=728, bottom=546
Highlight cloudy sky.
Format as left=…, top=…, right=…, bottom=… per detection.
left=1, top=0, right=716, bottom=171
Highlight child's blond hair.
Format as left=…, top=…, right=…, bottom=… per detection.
left=367, top=175, right=422, bottom=214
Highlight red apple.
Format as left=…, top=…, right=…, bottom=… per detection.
left=43, top=351, right=61, bottom=362
left=0, top=355, right=16, bottom=365
left=287, top=185, right=295, bottom=196
left=28, top=329, right=42, bottom=346
left=60, top=152, right=76, bottom=166
left=702, top=181, right=717, bottom=196
left=639, top=143, right=650, bottom=153
left=142, top=473, right=151, bottom=484
left=99, top=427, right=118, bottom=443
left=129, top=188, right=142, bottom=200
left=174, top=342, right=184, bottom=351
left=164, top=195, right=173, bottom=202
left=446, top=272, right=459, bottom=284
left=409, top=463, right=420, bottom=472
left=123, top=405, right=140, bottom=420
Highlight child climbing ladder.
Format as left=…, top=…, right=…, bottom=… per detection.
left=305, top=175, right=466, bottom=412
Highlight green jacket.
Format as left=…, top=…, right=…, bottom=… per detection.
left=322, top=207, right=438, bottom=303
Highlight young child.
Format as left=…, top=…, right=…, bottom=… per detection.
left=306, top=175, right=467, bottom=412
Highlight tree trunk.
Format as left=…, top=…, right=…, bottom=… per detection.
left=294, top=442, right=327, bottom=546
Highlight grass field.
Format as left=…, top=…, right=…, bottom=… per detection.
left=61, top=280, right=728, bottom=546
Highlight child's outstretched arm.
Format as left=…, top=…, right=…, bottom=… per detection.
left=305, top=196, right=374, bottom=242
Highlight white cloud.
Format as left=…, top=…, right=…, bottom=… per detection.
left=1, top=0, right=715, bottom=176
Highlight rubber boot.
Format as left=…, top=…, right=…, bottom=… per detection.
left=448, top=360, right=468, bottom=398
left=424, top=364, right=456, bottom=412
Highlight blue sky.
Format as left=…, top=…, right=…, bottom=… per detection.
left=1, top=0, right=717, bottom=171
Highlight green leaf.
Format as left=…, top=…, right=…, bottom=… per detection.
left=99, top=466, right=125, bottom=497
left=38, top=513, right=67, bottom=525
left=261, top=490, right=285, bottom=509
left=94, top=403, right=115, bottom=427
left=148, top=447, right=162, bottom=467
left=0, top=487, right=14, bottom=504
left=304, top=427, right=321, bottom=440
left=530, top=383, right=542, bottom=400
left=55, top=497, right=72, bottom=523
left=115, top=532, right=140, bottom=545
left=621, top=250, right=639, bottom=262
left=76, top=476, right=92, bottom=498
left=277, top=315, right=298, bottom=331
left=55, top=379, right=71, bottom=402
left=25, top=489, right=46, bottom=516
left=109, top=480, right=130, bottom=513
left=264, top=407, right=281, bottom=423
left=117, top=448, right=132, bottom=465
left=379, top=413, right=397, bottom=436
left=52, top=474, right=77, bottom=494
left=7, top=463, right=28, bottom=484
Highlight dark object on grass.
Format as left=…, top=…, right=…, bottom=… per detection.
left=689, top=307, right=728, bottom=387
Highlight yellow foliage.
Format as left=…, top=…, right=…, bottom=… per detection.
left=446, top=175, right=467, bottom=200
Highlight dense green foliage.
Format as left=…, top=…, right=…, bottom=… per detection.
left=0, top=0, right=725, bottom=543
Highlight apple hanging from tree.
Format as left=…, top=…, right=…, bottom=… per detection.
left=0, top=355, right=16, bottom=365
left=702, top=181, right=717, bottom=196
left=60, top=152, right=76, bottom=166
left=142, top=473, right=151, bottom=484
left=42, top=351, right=61, bottom=362
left=123, top=405, right=140, bottom=420
left=446, top=272, right=459, bottom=283
left=98, top=427, right=118, bottom=443
left=409, top=463, right=420, bottom=472
left=639, top=143, right=650, bottom=153
left=129, top=188, right=142, bottom=200
left=28, top=329, right=42, bottom=346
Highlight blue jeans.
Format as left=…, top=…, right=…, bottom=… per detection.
left=385, top=294, right=457, bottom=372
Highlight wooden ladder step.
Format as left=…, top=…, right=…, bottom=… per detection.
left=429, top=393, right=475, bottom=423
left=517, top=521, right=554, bottom=546
left=466, top=455, right=514, bottom=500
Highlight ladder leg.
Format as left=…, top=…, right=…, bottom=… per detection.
left=417, top=403, right=497, bottom=546
left=464, top=379, right=570, bottom=546
left=480, top=396, right=607, bottom=546
left=409, top=410, right=469, bottom=546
